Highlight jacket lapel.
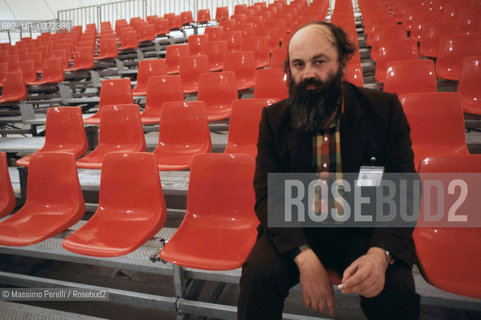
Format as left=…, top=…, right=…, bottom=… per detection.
left=287, top=127, right=313, bottom=172
left=340, top=84, right=367, bottom=173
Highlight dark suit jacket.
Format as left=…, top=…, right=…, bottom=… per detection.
left=254, top=82, right=416, bottom=266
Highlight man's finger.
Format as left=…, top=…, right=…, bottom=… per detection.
left=343, top=265, right=370, bottom=289
left=342, top=262, right=359, bottom=281
left=317, top=300, right=326, bottom=313
left=327, top=296, right=335, bottom=316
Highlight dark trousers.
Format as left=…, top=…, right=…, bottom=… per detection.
left=238, top=230, right=420, bottom=320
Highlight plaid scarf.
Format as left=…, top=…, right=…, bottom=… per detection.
left=311, top=98, right=344, bottom=217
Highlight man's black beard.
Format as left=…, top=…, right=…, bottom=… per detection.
left=289, top=69, right=343, bottom=134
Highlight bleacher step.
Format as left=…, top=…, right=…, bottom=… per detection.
left=0, top=301, right=107, bottom=320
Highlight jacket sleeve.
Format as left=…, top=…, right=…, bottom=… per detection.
left=369, top=93, right=417, bottom=266
left=254, top=107, right=308, bottom=254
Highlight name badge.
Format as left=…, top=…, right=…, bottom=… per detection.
left=356, top=166, right=385, bottom=187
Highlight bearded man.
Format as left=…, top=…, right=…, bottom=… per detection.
left=238, top=22, right=421, bottom=320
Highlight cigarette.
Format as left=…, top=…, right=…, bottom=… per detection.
left=335, top=284, right=343, bottom=290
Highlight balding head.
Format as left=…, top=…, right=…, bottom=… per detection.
left=285, top=21, right=356, bottom=80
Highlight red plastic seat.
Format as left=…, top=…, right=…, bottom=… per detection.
left=216, top=6, right=230, bottom=20
left=188, top=34, right=209, bottom=55
left=179, top=54, right=210, bottom=94
left=16, top=107, right=88, bottom=167
left=458, top=56, right=481, bottom=115
left=138, top=24, right=156, bottom=42
left=456, top=7, right=481, bottom=34
left=49, top=49, right=69, bottom=68
left=270, top=47, right=287, bottom=69
left=64, top=46, right=94, bottom=71
left=132, top=59, right=167, bottom=96
left=224, top=98, right=277, bottom=156
left=27, top=58, right=65, bottom=85
left=84, top=78, right=134, bottom=124
left=197, top=9, right=211, bottom=23
left=436, top=34, right=481, bottom=81
left=0, top=152, right=15, bottom=218
left=221, top=31, right=243, bottom=52
left=204, top=26, right=224, bottom=41
left=201, top=40, right=228, bottom=71
left=0, top=71, right=28, bottom=103
left=118, top=30, right=139, bottom=50
left=0, top=153, right=84, bottom=246
left=257, top=27, right=281, bottom=53
left=159, top=153, right=258, bottom=270
left=0, top=62, right=8, bottom=87
left=18, top=60, right=37, bottom=83
left=77, top=104, right=146, bottom=169
left=253, top=68, right=289, bottom=100
left=375, top=39, right=419, bottom=83
left=399, top=92, right=469, bottom=170
left=344, top=63, right=364, bottom=87
left=237, top=22, right=256, bottom=39
left=152, top=101, right=212, bottom=171
left=241, top=37, right=270, bottom=68
left=419, top=21, right=459, bottom=58
left=235, top=4, right=248, bottom=15
left=197, top=71, right=238, bottom=121
left=7, top=54, right=19, bottom=71
left=370, top=25, right=407, bottom=60
left=223, top=50, right=257, bottom=91
left=409, top=13, right=444, bottom=42
left=414, top=154, right=481, bottom=299
left=219, top=19, right=237, bottom=32
left=180, top=11, right=194, bottom=25
left=165, top=44, right=190, bottom=75
left=141, top=75, right=184, bottom=124
left=63, top=152, right=166, bottom=257
left=383, top=60, right=437, bottom=95
left=167, top=15, right=183, bottom=30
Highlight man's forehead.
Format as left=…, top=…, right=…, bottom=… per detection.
left=289, top=24, right=336, bottom=48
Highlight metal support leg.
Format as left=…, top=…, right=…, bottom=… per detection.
left=18, top=166, right=28, bottom=200
left=84, top=125, right=99, bottom=151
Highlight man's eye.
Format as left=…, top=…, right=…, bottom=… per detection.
left=315, top=60, right=325, bottom=64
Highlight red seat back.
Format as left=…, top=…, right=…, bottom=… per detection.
left=383, top=60, right=437, bottom=95
left=159, top=153, right=258, bottom=270
left=223, top=50, right=257, bottom=91
left=0, top=152, right=15, bottom=218
left=399, top=92, right=468, bottom=168
left=197, top=71, right=238, bottom=121
left=165, top=44, right=190, bottom=74
left=0, top=152, right=85, bottom=246
left=63, top=152, right=167, bottom=257
left=16, top=107, right=88, bottom=167
left=0, top=71, right=28, bottom=103
left=375, top=39, right=419, bottom=83
left=457, top=55, right=481, bottom=115
left=436, top=34, right=481, bottom=81
left=133, top=59, right=167, bottom=96
left=179, top=54, right=210, bottom=93
left=414, top=154, right=481, bottom=299
left=224, top=98, right=277, bottom=155
left=141, top=75, right=184, bottom=124
left=253, top=68, right=288, bottom=100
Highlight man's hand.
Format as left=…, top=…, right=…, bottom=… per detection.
left=341, top=247, right=388, bottom=298
left=294, top=248, right=335, bottom=316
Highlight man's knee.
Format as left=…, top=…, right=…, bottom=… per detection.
left=240, top=239, right=297, bottom=295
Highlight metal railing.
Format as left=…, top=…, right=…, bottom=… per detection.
left=58, top=0, right=297, bottom=31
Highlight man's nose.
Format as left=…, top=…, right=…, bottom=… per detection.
left=302, top=65, right=317, bottom=80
